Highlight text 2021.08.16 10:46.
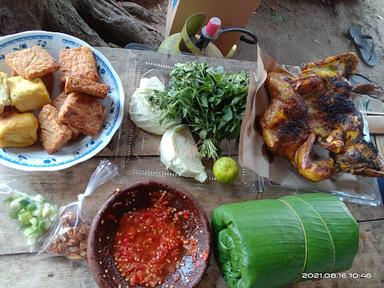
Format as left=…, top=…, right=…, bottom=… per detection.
left=302, top=273, right=372, bottom=279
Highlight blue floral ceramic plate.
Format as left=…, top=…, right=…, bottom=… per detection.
left=0, top=31, right=124, bottom=171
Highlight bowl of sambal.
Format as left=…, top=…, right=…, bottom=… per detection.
left=87, top=180, right=211, bottom=288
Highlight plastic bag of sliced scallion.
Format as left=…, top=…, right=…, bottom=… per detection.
left=0, top=182, right=58, bottom=248
left=0, top=160, right=118, bottom=260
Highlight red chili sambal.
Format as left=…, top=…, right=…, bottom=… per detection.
left=114, top=195, right=189, bottom=287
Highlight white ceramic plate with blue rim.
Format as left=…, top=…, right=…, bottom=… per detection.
left=0, top=31, right=124, bottom=171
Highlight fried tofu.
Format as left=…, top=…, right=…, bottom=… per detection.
left=5, top=46, right=58, bottom=80
left=13, top=69, right=55, bottom=96
left=38, top=104, right=72, bottom=154
left=11, top=70, right=54, bottom=97
left=59, top=47, right=99, bottom=83
left=0, top=72, right=11, bottom=113
left=7, top=76, right=51, bottom=112
left=0, top=111, right=38, bottom=148
left=64, top=76, right=109, bottom=99
left=52, top=92, right=81, bottom=139
left=59, top=93, right=105, bottom=137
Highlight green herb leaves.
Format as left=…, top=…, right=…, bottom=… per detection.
left=151, top=62, right=249, bottom=159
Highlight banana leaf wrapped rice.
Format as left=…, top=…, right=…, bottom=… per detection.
left=212, top=193, right=359, bottom=288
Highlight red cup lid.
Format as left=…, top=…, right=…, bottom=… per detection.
left=205, top=17, right=221, bottom=37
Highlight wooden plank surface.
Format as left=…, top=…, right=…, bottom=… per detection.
left=0, top=48, right=383, bottom=288
left=1, top=156, right=384, bottom=288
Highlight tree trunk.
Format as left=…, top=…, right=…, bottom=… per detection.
left=0, top=0, right=162, bottom=47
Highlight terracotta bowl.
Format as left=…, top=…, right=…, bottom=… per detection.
left=87, top=180, right=211, bottom=288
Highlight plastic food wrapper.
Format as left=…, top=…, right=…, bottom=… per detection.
left=114, top=49, right=259, bottom=190
left=239, top=48, right=383, bottom=206
left=0, top=181, right=59, bottom=249
left=39, top=159, right=118, bottom=260
left=0, top=160, right=117, bottom=258
left=112, top=49, right=382, bottom=205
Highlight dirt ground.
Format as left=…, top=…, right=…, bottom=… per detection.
left=234, top=0, right=383, bottom=86
left=151, top=0, right=383, bottom=84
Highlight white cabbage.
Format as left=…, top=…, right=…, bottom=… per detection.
left=160, top=125, right=207, bottom=183
left=129, top=77, right=179, bottom=135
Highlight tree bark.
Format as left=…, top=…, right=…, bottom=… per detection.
left=0, top=0, right=162, bottom=47
left=119, top=1, right=159, bottom=23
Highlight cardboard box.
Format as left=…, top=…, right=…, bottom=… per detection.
left=165, top=0, right=261, bottom=56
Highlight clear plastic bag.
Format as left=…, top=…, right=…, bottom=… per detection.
left=39, top=159, right=118, bottom=260
left=0, top=181, right=59, bottom=249
left=0, top=160, right=118, bottom=256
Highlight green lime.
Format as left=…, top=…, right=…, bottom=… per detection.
left=213, top=157, right=240, bottom=184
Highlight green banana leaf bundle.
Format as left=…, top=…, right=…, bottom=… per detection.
left=212, top=193, right=359, bottom=288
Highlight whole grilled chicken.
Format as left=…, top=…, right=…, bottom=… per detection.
left=261, top=52, right=384, bottom=182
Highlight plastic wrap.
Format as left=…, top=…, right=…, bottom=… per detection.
left=0, top=181, right=58, bottom=249
left=240, top=56, right=383, bottom=206
left=267, top=67, right=382, bottom=206
left=122, top=53, right=259, bottom=190
left=121, top=50, right=382, bottom=206
left=1, top=160, right=118, bottom=256
left=39, top=159, right=118, bottom=260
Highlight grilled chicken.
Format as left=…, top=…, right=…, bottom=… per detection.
left=261, top=52, right=384, bottom=182
left=261, top=72, right=309, bottom=159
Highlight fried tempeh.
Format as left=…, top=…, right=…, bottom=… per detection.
left=59, top=93, right=105, bottom=137
left=52, top=92, right=69, bottom=110
left=5, top=46, right=58, bottom=80
left=38, top=104, right=72, bottom=154
left=64, top=76, right=109, bottom=99
left=52, top=92, right=81, bottom=139
left=59, top=46, right=99, bottom=83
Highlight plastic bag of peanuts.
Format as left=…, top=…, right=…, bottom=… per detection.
left=40, top=160, right=118, bottom=260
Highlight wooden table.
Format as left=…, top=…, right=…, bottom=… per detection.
left=1, top=48, right=383, bottom=288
